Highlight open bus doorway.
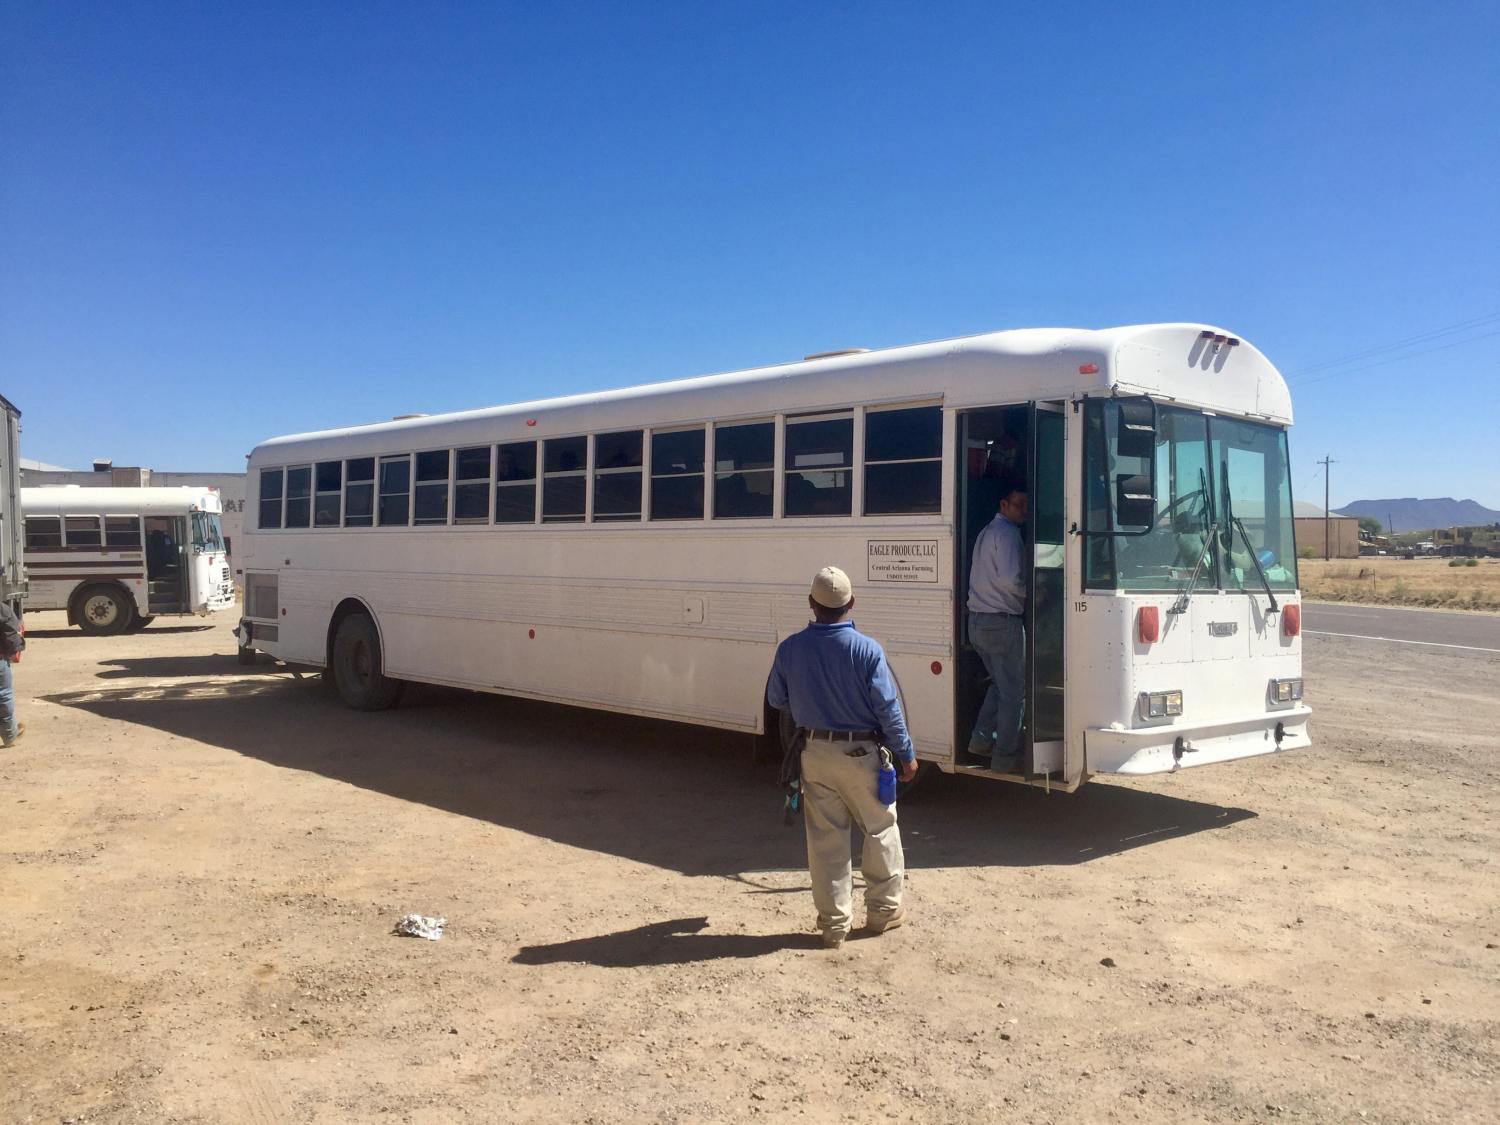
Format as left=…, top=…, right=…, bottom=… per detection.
left=955, top=403, right=1066, bottom=782
left=144, top=516, right=189, bottom=614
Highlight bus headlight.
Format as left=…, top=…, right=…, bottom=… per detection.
left=1270, top=678, right=1304, bottom=704
left=1139, top=690, right=1184, bottom=720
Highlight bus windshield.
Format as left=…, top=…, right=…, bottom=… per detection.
left=1084, top=402, right=1297, bottom=591
left=191, top=512, right=224, bottom=554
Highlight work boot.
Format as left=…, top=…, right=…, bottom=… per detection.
left=821, top=929, right=847, bottom=950
left=2, top=722, right=22, bottom=748
left=866, top=906, right=906, bottom=935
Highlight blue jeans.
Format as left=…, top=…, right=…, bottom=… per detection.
left=967, top=611, right=1024, bottom=769
left=0, top=659, right=16, bottom=745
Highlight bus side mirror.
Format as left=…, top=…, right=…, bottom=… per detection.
left=1115, top=398, right=1157, bottom=459
left=1115, top=473, right=1155, bottom=527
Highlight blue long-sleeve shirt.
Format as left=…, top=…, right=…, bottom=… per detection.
left=766, top=621, right=914, bottom=763
left=967, top=513, right=1026, bottom=615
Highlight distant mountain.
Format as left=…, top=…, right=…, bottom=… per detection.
left=1333, top=498, right=1500, bottom=532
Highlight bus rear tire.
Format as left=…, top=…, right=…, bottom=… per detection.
left=331, top=612, right=403, bottom=711
left=236, top=645, right=258, bottom=665
left=75, top=585, right=133, bottom=636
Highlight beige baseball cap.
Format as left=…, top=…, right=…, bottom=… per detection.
left=810, top=565, right=853, bottom=609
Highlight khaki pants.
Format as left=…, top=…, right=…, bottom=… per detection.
left=801, top=738, right=905, bottom=938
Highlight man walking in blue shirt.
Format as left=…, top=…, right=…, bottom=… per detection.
left=768, top=566, right=917, bottom=949
left=966, top=476, right=1029, bottom=771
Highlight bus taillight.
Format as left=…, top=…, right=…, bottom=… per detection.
left=1138, top=606, right=1160, bottom=644
left=1282, top=604, right=1301, bottom=637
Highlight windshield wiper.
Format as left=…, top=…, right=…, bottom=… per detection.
left=1230, top=515, right=1280, bottom=614
left=1168, top=521, right=1217, bottom=615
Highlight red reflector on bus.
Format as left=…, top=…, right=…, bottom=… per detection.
left=1282, top=604, right=1300, bottom=637
left=931, top=661, right=942, bottom=676
left=1079, top=363, right=1099, bottom=374
left=1138, top=606, right=1160, bottom=644
left=528, top=629, right=535, bottom=640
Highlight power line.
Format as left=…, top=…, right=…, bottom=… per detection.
left=1291, top=326, right=1500, bottom=389
left=1286, top=310, right=1500, bottom=380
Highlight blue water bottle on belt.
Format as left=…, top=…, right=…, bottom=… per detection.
left=877, top=747, right=898, bottom=805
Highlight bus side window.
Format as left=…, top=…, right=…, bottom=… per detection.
left=542, top=437, right=587, bottom=523
left=285, top=466, right=312, bottom=528
left=454, top=446, right=492, bottom=523
left=66, top=516, right=103, bottom=547
left=345, top=458, right=375, bottom=527
left=378, top=455, right=412, bottom=526
left=24, top=519, right=61, bottom=552
left=714, top=421, right=773, bottom=518
left=25, top=516, right=62, bottom=549
left=593, top=430, right=643, bottom=521
left=784, top=411, right=853, bottom=517
left=413, top=450, right=451, bottom=525
left=259, top=468, right=284, bottom=530
left=315, top=461, right=342, bottom=527
left=105, top=516, right=143, bottom=548
left=651, top=428, right=705, bottom=520
left=864, top=405, right=942, bottom=515
left=495, top=441, right=537, bottom=523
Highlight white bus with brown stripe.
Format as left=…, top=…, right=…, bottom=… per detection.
left=22, top=486, right=235, bottom=634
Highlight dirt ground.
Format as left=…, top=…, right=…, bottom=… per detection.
left=1301, top=556, right=1500, bottom=611
left=3, top=610, right=1497, bottom=1124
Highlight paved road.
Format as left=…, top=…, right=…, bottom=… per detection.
left=1304, top=602, right=1500, bottom=653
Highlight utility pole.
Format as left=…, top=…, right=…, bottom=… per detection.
left=1317, top=456, right=1337, bottom=559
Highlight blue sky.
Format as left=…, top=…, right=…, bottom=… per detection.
left=3, top=2, right=1497, bottom=508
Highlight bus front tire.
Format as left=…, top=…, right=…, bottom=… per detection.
left=331, top=612, right=404, bottom=711
left=74, top=585, right=133, bottom=636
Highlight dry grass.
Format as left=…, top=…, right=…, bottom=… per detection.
left=1300, top=556, right=1500, bottom=611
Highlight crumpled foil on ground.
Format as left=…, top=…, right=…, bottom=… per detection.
left=392, top=913, right=447, bottom=940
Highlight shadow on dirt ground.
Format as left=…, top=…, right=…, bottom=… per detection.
left=25, top=625, right=216, bottom=640
left=93, top=654, right=285, bottom=679
left=46, top=669, right=1256, bottom=876
left=512, top=917, right=820, bottom=966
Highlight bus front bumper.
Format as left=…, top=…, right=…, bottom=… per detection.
left=1087, top=706, right=1312, bottom=775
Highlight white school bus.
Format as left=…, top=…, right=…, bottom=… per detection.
left=238, top=324, right=1309, bottom=790
left=23, top=486, right=235, bottom=633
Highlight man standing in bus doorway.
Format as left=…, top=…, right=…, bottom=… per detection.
left=0, top=600, right=25, bottom=747
left=966, top=477, right=1028, bottom=771
left=767, top=566, right=917, bottom=950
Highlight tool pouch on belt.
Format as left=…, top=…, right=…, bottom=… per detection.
left=777, top=710, right=806, bottom=825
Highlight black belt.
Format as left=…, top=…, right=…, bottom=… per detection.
left=801, top=728, right=880, bottom=743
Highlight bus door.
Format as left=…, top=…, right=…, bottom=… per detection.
left=954, top=405, right=1027, bottom=769
left=954, top=402, right=1067, bottom=780
left=144, top=516, right=188, bottom=613
left=1026, top=402, right=1067, bottom=779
